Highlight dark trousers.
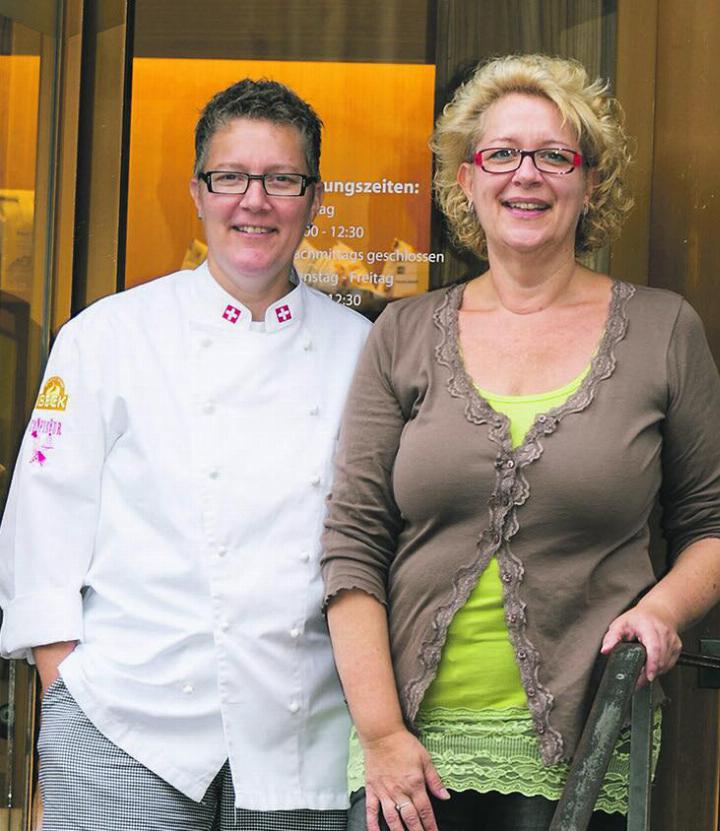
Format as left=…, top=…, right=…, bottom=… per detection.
left=348, top=788, right=626, bottom=831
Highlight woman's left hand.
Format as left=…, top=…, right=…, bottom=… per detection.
left=600, top=600, right=682, bottom=686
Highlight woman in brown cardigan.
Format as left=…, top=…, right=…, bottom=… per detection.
left=322, top=55, right=720, bottom=831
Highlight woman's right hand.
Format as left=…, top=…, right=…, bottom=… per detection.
left=362, top=727, right=450, bottom=831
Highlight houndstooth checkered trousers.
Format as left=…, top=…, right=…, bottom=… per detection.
left=38, top=679, right=347, bottom=831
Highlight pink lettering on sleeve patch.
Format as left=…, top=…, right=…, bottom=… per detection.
left=27, top=417, right=63, bottom=467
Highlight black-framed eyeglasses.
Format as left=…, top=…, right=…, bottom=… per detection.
left=198, top=170, right=319, bottom=196
left=473, top=147, right=584, bottom=175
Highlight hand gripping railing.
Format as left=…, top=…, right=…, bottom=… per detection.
left=549, top=643, right=720, bottom=831
left=549, top=643, right=649, bottom=831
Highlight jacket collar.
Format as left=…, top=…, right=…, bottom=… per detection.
left=191, top=261, right=305, bottom=333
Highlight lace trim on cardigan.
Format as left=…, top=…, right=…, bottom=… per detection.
left=400, top=279, right=636, bottom=765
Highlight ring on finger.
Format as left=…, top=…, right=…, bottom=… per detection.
left=395, top=800, right=411, bottom=811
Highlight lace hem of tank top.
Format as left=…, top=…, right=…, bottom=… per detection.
left=347, top=706, right=661, bottom=816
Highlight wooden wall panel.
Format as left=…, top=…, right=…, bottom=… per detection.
left=644, top=1, right=720, bottom=829
left=133, top=0, right=432, bottom=63
left=609, top=0, right=658, bottom=287
left=649, top=0, right=720, bottom=358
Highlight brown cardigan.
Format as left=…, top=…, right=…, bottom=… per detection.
left=322, top=280, right=720, bottom=764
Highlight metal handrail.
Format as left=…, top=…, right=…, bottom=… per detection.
left=677, top=650, right=720, bottom=671
left=549, top=643, right=647, bottom=831
left=550, top=644, right=720, bottom=831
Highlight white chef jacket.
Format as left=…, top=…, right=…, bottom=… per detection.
left=0, top=263, right=371, bottom=809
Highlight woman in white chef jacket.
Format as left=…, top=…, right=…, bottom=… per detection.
left=0, top=78, right=371, bottom=831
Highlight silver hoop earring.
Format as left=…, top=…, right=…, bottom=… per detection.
left=466, top=199, right=475, bottom=214
left=582, top=203, right=589, bottom=218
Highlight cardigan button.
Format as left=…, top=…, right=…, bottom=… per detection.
left=501, top=571, right=512, bottom=583
left=537, top=724, right=546, bottom=734
left=508, top=612, right=517, bottom=624
left=527, top=687, right=536, bottom=698
left=537, top=414, right=547, bottom=423
left=518, top=649, right=527, bottom=660
left=505, top=459, right=515, bottom=469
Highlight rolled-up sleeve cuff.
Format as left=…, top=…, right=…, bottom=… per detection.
left=322, top=558, right=388, bottom=612
left=0, top=590, right=84, bottom=659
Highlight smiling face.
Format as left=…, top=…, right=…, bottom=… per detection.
left=458, top=93, right=593, bottom=262
left=190, top=118, right=321, bottom=313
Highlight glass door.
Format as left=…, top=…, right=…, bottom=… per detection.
left=123, top=0, right=438, bottom=320
left=122, top=2, right=618, bottom=307
left=0, top=2, right=62, bottom=828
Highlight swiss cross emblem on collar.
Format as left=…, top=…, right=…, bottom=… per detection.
left=222, top=305, right=241, bottom=324
left=275, top=304, right=292, bottom=323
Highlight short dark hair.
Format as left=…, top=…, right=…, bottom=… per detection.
left=194, top=78, right=323, bottom=178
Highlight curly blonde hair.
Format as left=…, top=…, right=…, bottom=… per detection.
left=431, top=54, right=634, bottom=259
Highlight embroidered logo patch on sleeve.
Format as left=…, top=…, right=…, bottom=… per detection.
left=28, top=418, right=63, bottom=466
left=36, top=376, right=69, bottom=410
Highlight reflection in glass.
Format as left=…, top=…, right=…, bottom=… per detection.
left=0, top=13, right=48, bottom=831
left=125, top=58, right=436, bottom=320
left=0, top=17, right=40, bottom=502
